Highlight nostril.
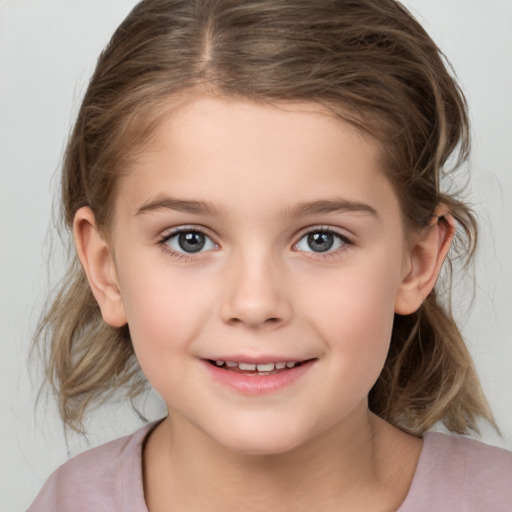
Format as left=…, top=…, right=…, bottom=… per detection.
left=227, top=316, right=281, bottom=326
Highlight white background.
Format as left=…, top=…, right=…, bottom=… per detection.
left=1, top=1, right=511, bottom=510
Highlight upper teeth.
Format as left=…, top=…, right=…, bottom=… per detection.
left=214, top=361, right=297, bottom=371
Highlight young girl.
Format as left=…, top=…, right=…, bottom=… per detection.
left=28, top=0, right=512, bottom=510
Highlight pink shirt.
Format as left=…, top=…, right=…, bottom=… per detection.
left=28, top=422, right=512, bottom=511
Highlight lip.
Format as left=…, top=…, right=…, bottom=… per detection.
left=202, top=358, right=316, bottom=395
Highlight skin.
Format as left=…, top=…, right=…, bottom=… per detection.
left=74, top=95, right=453, bottom=511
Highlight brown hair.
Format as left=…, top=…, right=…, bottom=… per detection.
left=35, top=0, right=494, bottom=433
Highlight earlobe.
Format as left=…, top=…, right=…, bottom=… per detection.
left=73, top=207, right=127, bottom=327
left=394, top=208, right=455, bottom=315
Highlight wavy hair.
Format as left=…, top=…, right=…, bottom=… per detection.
left=35, top=0, right=494, bottom=433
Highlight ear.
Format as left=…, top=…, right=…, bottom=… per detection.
left=73, top=207, right=127, bottom=327
left=394, top=207, right=455, bottom=315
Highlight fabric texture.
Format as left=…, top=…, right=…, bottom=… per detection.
left=27, top=422, right=512, bottom=511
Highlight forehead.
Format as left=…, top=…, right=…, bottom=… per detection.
left=115, top=95, right=399, bottom=222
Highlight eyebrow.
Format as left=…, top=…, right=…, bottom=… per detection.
left=286, top=199, right=379, bottom=218
left=136, top=196, right=378, bottom=219
left=136, top=197, right=220, bottom=216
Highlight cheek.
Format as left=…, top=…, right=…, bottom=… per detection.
left=300, top=253, right=401, bottom=379
left=116, top=265, right=211, bottom=378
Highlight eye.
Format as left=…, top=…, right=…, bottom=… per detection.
left=162, top=229, right=217, bottom=254
left=295, top=229, right=348, bottom=253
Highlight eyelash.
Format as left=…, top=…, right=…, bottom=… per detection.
left=293, top=226, right=353, bottom=260
left=157, top=225, right=353, bottom=261
left=158, top=226, right=218, bottom=261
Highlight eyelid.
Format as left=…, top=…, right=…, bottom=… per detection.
left=292, top=225, right=353, bottom=255
left=159, top=224, right=217, bottom=242
left=294, top=225, right=352, bottom=243
left=157, top=224, right=353, bottom=260
left=158, top=225, right=219, bottom=256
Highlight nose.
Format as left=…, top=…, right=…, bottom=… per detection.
left=219, top=250, right=292, bottom=329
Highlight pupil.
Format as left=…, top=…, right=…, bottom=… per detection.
left=307, top=232, right=333, bottom=252
left=178, top=232, right=205, bottom=253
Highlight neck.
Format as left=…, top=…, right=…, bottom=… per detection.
left=143, top=406, right=417, bottom=512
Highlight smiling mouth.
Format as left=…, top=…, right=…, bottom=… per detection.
left=206, top=359, right=310, bottom=376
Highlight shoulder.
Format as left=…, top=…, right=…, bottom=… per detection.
left=27, top=421, right=159, bottom=512
left=424, top=431, right=512, bottom=488
left=400, top=431, right=512, bottom=512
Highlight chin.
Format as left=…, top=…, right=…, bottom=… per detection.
left=208, top=419, right=311, bottom=457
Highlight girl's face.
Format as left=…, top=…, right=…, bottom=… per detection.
left=105, top=96, right=417, bottom=454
